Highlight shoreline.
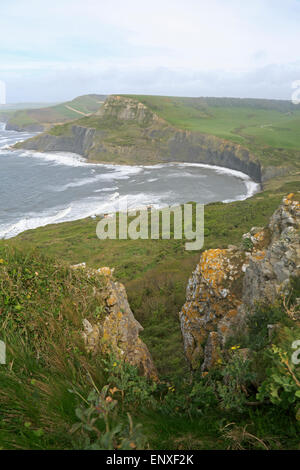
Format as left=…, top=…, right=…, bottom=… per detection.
left=0, top=124, right=261, bottom=240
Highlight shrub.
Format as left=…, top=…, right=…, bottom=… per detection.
left=70, top=384, right=147, bottom=449
left=103, top=355, right=157, bottom=409
left=257, top=339, right=300, bottom=420
left=217, top=355, right=257, bottom=412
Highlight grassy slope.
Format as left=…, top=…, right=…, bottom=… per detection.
left=7, top=94, right=106, bottom=129
left=2, top=246, right=298, bottom=450
left=0, top=248, right=109, bottom=449
left=123, top=95, right=300, bottom=169
left=0, top=103, right=53, bottom=122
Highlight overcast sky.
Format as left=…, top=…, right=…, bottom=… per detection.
left=1, top=0, right=300, bottom=102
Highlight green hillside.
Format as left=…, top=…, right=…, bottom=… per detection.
left=123, top=95, right=300, bottom=169
left=6, top=94, right=106, bottom=131
left=0, top=103, right=53, bottom=123
left=125, top=95, right=300, bottom=147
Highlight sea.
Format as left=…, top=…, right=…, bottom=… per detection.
left=0, top=122, right=260, bottom=239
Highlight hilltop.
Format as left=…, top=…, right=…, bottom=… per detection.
left=15, top=94, right=300, bottom=184
left=5, top=94, right=106, bottom=132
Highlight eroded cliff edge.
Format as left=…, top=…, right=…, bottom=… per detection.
left=15, top=95, right=262, bottom=183
left=74, top=264, right=158, bottom=380
left=180, top=193, right=300, bottom=371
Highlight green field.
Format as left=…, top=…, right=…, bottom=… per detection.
left=125, top=95, right=300, bottom=148
left=122, top=95, right=300, bottom=169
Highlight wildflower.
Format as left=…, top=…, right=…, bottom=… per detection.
left=106, top=396, right=113, bottom=403
left=112, top=362, right=117, bottom=367
left=0, top=259, right=4, bottom=264
left=230, top=345, right=240, bottom=350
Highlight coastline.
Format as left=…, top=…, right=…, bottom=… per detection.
left=0, top=123, right=261, bottom=239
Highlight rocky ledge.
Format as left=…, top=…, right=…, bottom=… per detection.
left=180, top=193, right=300, bottom=371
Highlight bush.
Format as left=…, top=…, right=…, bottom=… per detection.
left=70, top=385, right=147, bottom=449
left=217, top=355, right=257, bottom=412
left=103, top=355, right=158, bottom=409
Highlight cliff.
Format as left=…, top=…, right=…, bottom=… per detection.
left=19, top=125, right=97, bottom=156
left=16, top=95, right=262, bottom=182
left=180, top=193, right=300, bottom=370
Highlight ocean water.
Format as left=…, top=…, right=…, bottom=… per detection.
left=0, top=122, right=260, bottom=239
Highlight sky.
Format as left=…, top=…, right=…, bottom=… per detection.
left=0, top=0, right=300, bottom=102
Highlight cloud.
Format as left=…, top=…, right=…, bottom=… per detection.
left=1, top=0, right=300, bottom=101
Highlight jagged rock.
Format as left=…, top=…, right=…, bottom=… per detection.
left=180, top=193, right=300, bottom=371
left=76, top=264, right=158, bottom=380
left=96, top=95, right=163, bottom=126
left=243, top=193, right=300, bottom=308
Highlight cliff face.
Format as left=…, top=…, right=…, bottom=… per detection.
left=16, top=95, right=262, bottom=183
left=167, top=131, right=261, bottom=182
left=19, top=125, right=96, bottom=156
left=180, top=193, right=300, bottom=371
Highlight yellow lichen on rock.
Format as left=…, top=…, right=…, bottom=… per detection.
left=78, top=264, right=157, bottom=380
left=98, top=267, right=114, bottom=277
left=180, top=245, right=244, bottom=370
left=180, top=193, right=300, bottom=372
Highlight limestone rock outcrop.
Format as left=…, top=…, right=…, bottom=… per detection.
left=96, top=95, right=163, bottom=126
left=180, top=193, right=300, bottom=371
left=243, top=193, right=300, bottom=309
left=74, top=265, right=158, bottom=380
